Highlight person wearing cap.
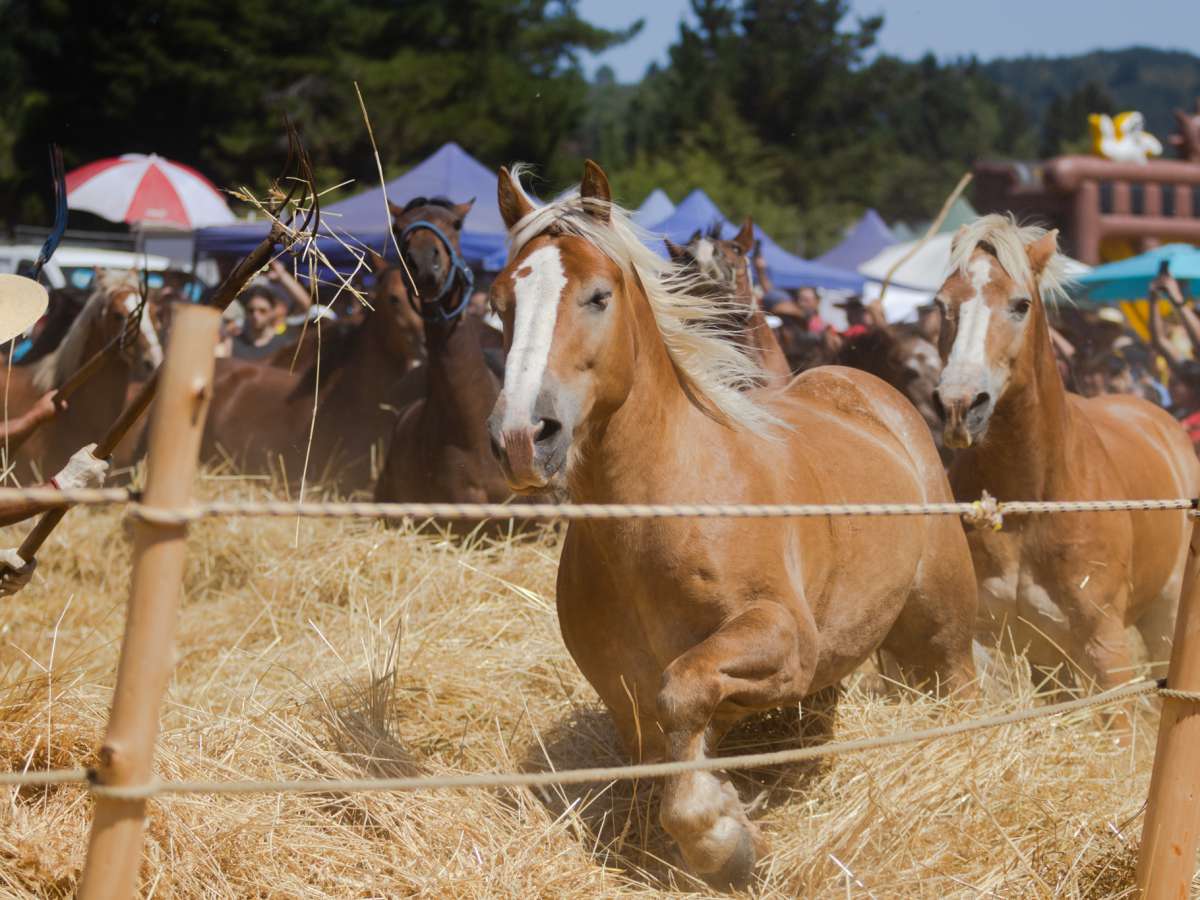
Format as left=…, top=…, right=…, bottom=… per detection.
left=834, top=296, right=873, bottom=340
left=0, top=273, right=111, bottom=596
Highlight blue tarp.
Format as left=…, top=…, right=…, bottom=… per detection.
left=645, top=189, right=865, bottom=292
left=195, top=142, right=506, bottom=269
left=1076, top=243, right=1200, bottom=302
left=632, top=188, right=675, bottom=227
left=814, top=209, right=896, bottom=272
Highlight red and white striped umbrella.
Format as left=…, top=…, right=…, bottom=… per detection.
left=65, top=153, right=235, bottom=229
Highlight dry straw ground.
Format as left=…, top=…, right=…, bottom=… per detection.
left=0, top=474, right=1190, bottom=897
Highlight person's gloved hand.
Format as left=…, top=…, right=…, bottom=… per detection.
left=0, top=548, right=35, bottom=597
left=51, top=443, right=109, bottom=490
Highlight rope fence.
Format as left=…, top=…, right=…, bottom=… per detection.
left=3, top=679, right=1190, bottom=801
left=1, top=485, right=1196, bottom=529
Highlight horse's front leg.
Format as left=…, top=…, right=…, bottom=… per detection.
left=656, top=599, right=816, bottom=889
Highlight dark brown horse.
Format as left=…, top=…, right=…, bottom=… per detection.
left=0, top=269, right=162, bottom=482
left=373, top=198, right=515, bottom=519
left=666, top=220, right=791, bottom=386
left=837, top=322, right=945, bottom=457
left=203, top=253, right=426, bottom=491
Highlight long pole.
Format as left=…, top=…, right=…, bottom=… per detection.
left=76, top=304, right=220, bottom=900
left=18, top=370, right=160, bottom=560
left=1137, top=518, right=1200, bottom=898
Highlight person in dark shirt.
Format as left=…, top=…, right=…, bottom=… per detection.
left=230, top=285, right=287, bottom=362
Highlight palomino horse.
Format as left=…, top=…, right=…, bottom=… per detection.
left=665, top=220, right=791, bottom=386
left=203, top=254, right=425, bottom=490
left=373, top=198, right=514, bottom=515
left=487, top=161, right=976, bottom=887
left=0, top=269, right=161, bottom=481
left=933, top=215, right=1200, bottom=696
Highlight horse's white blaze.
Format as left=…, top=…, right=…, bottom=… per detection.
left=123, top=293, right=163, bottom=367
left=946, top=257, right=993, bottom=372
left=502, top=244, right=566, bottom=429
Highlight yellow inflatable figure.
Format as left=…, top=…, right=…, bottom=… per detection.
left=1089, top=111, right=1163, bottom=164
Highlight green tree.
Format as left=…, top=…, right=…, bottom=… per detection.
left=0, top=0, right=637, bottom=223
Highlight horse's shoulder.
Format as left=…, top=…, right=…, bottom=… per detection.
left=1067, top=392, right=1199, bottom=491
left=785, top=365, right=915, bottom=430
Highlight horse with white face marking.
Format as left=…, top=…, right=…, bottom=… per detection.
left=665, top=219, right=791, bottom=386
left=0, top=269, right=161, bottom=481
left=487, top=160, right=977, bottom=889
left=933, top=215, right=1200, bottom=702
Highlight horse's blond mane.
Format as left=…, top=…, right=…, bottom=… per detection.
left=505, top=168, right=779, bottom=435
left=949, top=214, right=1069, bottom=304
left=32, top=269, right=138, bottom=392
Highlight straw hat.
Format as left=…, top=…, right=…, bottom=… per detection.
left=0, top=274, right=48, bottom=345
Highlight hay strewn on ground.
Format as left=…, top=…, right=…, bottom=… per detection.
left=0, top=475, right=1189, bottom=897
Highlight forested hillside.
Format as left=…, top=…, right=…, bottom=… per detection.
left=2, top=1, right=1197, bottom=254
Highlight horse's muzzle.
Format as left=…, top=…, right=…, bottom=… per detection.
left=487, top=410, right=567, bottom=493
left=933, top=386, right=992, bottom=449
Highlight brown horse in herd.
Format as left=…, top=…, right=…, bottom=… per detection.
left=665, top=220, right=791, bottom=386
left=487, top=160, right=976, bottom=887
left=0, top=270, right=161, bottom=482
left=202, top=248, right=426, bottom=490
left=933, top=215, right=1200, bottom=699
left=373, top=197, right=516, bottom=519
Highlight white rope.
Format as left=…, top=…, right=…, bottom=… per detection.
left=0, top=679, right=1168, bottom=800
left=0, top=486, right=1191, bottom=525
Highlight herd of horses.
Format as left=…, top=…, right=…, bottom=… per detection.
left=7, top=160, right=1198, bottom=888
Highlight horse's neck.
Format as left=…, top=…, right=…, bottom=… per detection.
left=744, top=307, right=789, bottom=375
left=424, top=314, right=496, bottom=428
left=340, top=312, right=404, bottom=388
left=963, top=308, right=1070, bottom=500
left=569, top=299, right=710, bottom=505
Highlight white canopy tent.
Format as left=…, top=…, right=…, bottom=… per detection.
left=858, top=233, right=1091, bottom=296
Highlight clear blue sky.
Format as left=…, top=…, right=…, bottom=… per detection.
left=578, top=0, right=1200, bottom=82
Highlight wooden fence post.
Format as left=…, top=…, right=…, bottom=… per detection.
left=77, top=304, right=220, bottom=900
left=1137, top=516, right=1200, bottom=898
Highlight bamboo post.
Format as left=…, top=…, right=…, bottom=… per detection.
left=77, top=304, right=220, bottom=900
left=1137, top=517, right=1200, bottom=898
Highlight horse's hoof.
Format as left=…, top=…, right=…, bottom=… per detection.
left=698, top=824, right=759, bottom=892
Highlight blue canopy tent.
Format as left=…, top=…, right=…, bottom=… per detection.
left=632, top=188, right=675, bottom=227
left=815, top=209, right=896, bottom=272
left=1076, top=244, right=1200, bottom=302
left=646, top=189, right=865, bottom=292
left=195, top=142, right=506, bottom=271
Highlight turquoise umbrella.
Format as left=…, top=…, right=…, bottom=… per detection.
left=1076, top=244, right=1200, bottom=302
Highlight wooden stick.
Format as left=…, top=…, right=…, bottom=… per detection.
left=1136, top=517, right=1200, bottom=898
left=76, top=304, right=220, bottom=900
left=871, top=172, right=973, bottom=320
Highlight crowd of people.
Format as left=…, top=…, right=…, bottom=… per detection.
left=746, top=240, right=1200, bottom=453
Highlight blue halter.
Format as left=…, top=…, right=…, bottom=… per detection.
left=399, top=219, right=474, bottom=323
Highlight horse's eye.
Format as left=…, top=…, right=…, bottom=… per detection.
left=1011, top=298, right=1032, bottom=318
left=587, top=289, right=611, bottom=311
left=453, top=219, right=463, bottom=231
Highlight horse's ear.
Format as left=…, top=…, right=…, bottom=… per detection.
left=1027, top=229, right=1059, bottom=277
left=497, top=167, right=534, bottom=231
left=733, top=218, right=755, bottom=255
left=367, top=250, right=387, bottom=272
left=387, top=200, right=405, bottom=218
left=452, top=198, right=475, bottom=224
left=688, top=228, right=702, bottom=244
left=580, top=159, right=611, bottom=224
left=664, top=239, right=688, bottom=262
